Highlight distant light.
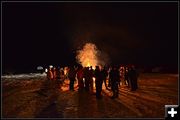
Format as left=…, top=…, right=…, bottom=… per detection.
left=49, top=65, right=53, bottom=68
left=45, top=68, right=48, bottom=72
left=37, top=66, right=43, bottom=70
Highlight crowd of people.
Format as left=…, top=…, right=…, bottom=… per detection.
left=46, top=64, right=139, bottom=99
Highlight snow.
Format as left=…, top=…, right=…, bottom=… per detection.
left=2, top=73, right=178, bottom=118
left=1, top=73, right=46, bottom=79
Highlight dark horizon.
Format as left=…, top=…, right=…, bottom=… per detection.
left=2, top=2, right=178, bottom=74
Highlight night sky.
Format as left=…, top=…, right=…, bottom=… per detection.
left=2, top=2, right=178, bottom=73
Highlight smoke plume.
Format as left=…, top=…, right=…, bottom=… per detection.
left=76, top=43, right=109, bottom=68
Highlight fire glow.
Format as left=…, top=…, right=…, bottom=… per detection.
left=76, top=43, right=98, bottom=69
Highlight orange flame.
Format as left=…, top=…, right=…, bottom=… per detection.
left=87, top=62, right=90, bottom=67
left=76, top=43, right=98, bottom=69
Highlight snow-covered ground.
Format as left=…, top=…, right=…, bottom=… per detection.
left=2, top=73, right=46, bottom=79
left=2, top=73, right=179, bottom=118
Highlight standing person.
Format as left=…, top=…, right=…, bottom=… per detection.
left=107, top=66, right=112, bottom=89
left=64, top=67, right=69, bottom=80
left=52, top=67, right=57, bottom=80
left=89, top=66, right=94, bottom=93
left=124, top=66, right=129, bottom=87
left=94, top=66, right=103, bottom=99
left=68, top=66, right=77, bottom=91
left=120, top=66, right=125, bottom=86
left=84, top=67, right=90, bottom=91
left=128, top=65, right=138, bottom=91
left=101, top=66, right=108, bottom=89
left=60, top=68, right=65, bottom=84
left=52, top=67, right=60, bottom=89
left=109, top=66, right=120, bottom=99
left=47, top=67, right=53, bottom=80
left=77, top=66, right=84, bottom=91
left=56, top=67, right=61, bottom=87
left=56, top=67, right=61, bottom=81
